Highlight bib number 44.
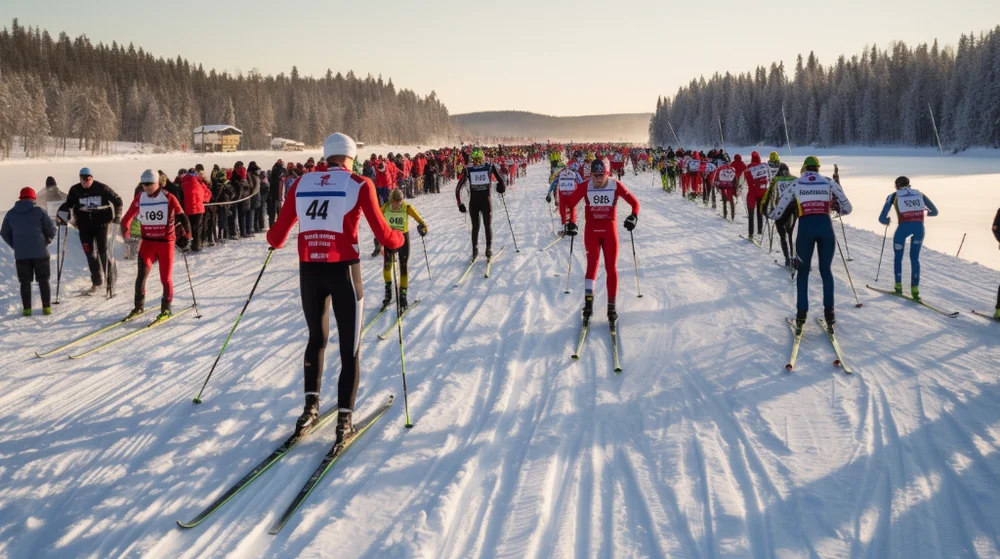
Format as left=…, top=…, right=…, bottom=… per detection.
left=305, top=200, right=329, bottom=220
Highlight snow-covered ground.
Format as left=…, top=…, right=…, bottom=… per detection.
left=0, top=161, right=999, bottom=558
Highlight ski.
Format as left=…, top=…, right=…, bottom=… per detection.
left=360, top=305, right=390, bottom=339
left=268, top=394, right=395, bottom=535
left=571, top=320, right=589, bottom=360
left=454, top=257, right=480, bottom=287
left=485, top=246, right=505, bottom=278
left=176, top=406, right=341, bottom=529
left=35, top=310, right=148, bottom=358
left=773, top=259, right=795, bottom=280
left=610, top=323, right=622, bottom=373
left=970, top=310, right=1000, bottom=322
left=816, top=318, right=853, bottom=374
left=541, top=235, right=564, bottom=252
left=740, top=235, right=763, bottom=248
left=68, top=305, right=195, bottom=359
left=377, top=300, right=422, bottom=340
left=785, top=318, right=805, bottom=371
left=864, top=285, right=959, bottom=318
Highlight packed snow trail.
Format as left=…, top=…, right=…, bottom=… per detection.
left=0, top=162, right=998, bottom=558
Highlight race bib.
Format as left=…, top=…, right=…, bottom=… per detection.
left=558, top=173, right=577, bottom=193
left=796, top=181, right=832, bottom=216
left=688, top=161, right=700, bottom=172
left=896, top=189, right=926, bottom=222
left=139, top=200, right=168, bottom=225
left=717, top=168, right=736, bottom=182
left=385, top=204, right=407, bottom=231
left=470, top=170, right=490, bottom=186
left=296, top=174, right=349, bottom=234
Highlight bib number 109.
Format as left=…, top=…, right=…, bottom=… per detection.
left=143, top=210, right=164, bottom=222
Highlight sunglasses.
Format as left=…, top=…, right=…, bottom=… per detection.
left=80, top=175, right=94, bottom=180
left=141, top=182, right=157, bottom=187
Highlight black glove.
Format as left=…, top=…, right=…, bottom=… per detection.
left=458, top=203, right=467, bottom=214
left=624, top=214, right=638, bottom=231
left=417, top=224, right=428, bottom=237
left=564, top=221, right=578, bottom=237
left=177, top=235, right=190, bottom=249
left=545, top=194, right=552, bottom=203
left=496, top=184, right=506, bottom=194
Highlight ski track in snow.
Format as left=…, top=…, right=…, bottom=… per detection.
left=0, top=163, right=999, bottom=559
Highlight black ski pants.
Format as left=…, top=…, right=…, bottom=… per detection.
left=470, top=198, right=493, bottom=251
left=16, top=258, right=51, bottom=309
left=300, top=261, right=363, bottom=411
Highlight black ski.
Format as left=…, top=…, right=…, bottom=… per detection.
left=268, top=394, right=395, bottom=534
left=176, top=406, right=341, bottom=528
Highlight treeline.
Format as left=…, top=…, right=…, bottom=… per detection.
left=0, top=18, right=453, bottom=159
left=649, top=27, right=1000, bottom=150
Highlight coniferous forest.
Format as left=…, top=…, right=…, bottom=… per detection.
left=649, top=27, right=1000, bottom=151
left=0, top=19, right=453, bottom=159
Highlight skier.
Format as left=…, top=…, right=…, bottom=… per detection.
left=744, top=151, right=772, bottom=241
left=560, top=159, right=640, bottom=324
left=768, top=155, right=852, bottom=331
left=36, top=176, right=67, bottom=219
left=379, top=188, right=428, bottom=312
left=1, top=187, right=57, bottom=316
left=455, top=148, right=507, bottom=260
left=714, top=160, right=739, bottom=221
left=267, top=133, right=404, bottom=444
left=547, top=161, right=583, bottom=226
left=877, top=176, right=939, bottom=301
left=181, top=166, right=212, bottom=252
left=120, top=169, right=191, bottom=322
left=762, top=163, right=798, bottom=267
left=56, top=167, right=123, bottom=295
left=993, top=207, right=1000, bottom=319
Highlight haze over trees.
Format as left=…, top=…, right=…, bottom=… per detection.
left=0, top=18, right=452, bottom=159
left=454, top=111, right=652, bottom=143
left=649, top=27, right=1000, bottom=151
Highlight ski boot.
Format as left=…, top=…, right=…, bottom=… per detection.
left=993, top=308, right=1000, bottom=321
left=472, top=246, right=479, bottom=261
left=154, top=300, right=172, bottom=323
left=893, top=282, right=903, bottom=295
left=84, top=284, right=101, bottom=296
left=607, top=303, right=618, bottom=325
left=582, top=294, right=594, bottom=324
left=335, top=409, right=356, bottom=446
left=371, top=242, right=382, bottom=258
left=824, top=307, right=836, bottom=333
left=794, top=310, right=807, bottom=336
left=784, top=257, right=792, bottom=268
left=911, top=286, right=921, bottom=302
left=382, top=282, right=393, bottom=309
left=399, top=288, right=409, bottom=312
left=43, top=307, right=53, bottom=316
left=22, top=309, right=31, bottom=317
left=485, top=245, right=493, bottom=260
left=295, top=394, right=320, bottom=436
left=125, top=305, right=144, bottom=321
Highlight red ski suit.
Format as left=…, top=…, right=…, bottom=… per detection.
left=121, top=189, right=187, bottom=304
left=560, top=178, right=640, bottom=302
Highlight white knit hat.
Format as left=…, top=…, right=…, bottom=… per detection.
left=323, top=133, right=357, bottom=159
left=140, top=169, right=156, bottom=183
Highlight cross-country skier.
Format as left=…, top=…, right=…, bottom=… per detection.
left=120, top=169, right=191, bottom=322
left=993, top=207, right=1000, bottom=319
left=547, top=162, right=583, bottom=226
left=379, top=188, right=427, bottom=312
left=744, top=151, right=772, bottom=241
left=762, top=163, right=797, bottom=267
left=768, top=155, right=852, bottom=331
left=560, top=159, right=640, bottom=324
left=267, top=133, right=404, bottom=444
left=878, top=176, right=939, bottom=301
left=1, top=187, right=56, bottom=316
left=714, top=160, right=739, bottom=221
left=56, top=168, right=123, bottom=295
left=455, top=148, right=507, bottom=260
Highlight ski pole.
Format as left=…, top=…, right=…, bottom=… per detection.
left=767, top=218, right=775, bottom=253
left=105, top=225, right=117, bottom=299
left=956, top=233, right=967, bottom=258
left=193, top=249, right=274, bottom=404
left=838, top=213, right=853, bottom=261
left=836, top=236, right=863, bottom=308
left=181, top=248, right=202, bottom=318
left=499, top=192, right=520, bottom=253
left=420, top=233, right=432, bottom=283
left=875, top=221, right=890, bottom=282
left=390, top=252, right=414, bottom=428
left=55, top=224, right=66, bottom=304
left=629, top=230, right=643, bottom=298
left=547, top=198, right=557, bottom=235
left=564, top=234, right=575, bottom=294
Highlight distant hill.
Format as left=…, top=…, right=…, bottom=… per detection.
left=452, top=111, right=652, bottom=143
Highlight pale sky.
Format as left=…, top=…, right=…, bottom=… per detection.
left=2, top=0, right=998, bottom=116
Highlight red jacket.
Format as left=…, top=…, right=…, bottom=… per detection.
left=181, top=173, right=212, bottom=215
left=266, top=166, right=403, bottom=263
left=122, top=189, right=186, bottom=241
